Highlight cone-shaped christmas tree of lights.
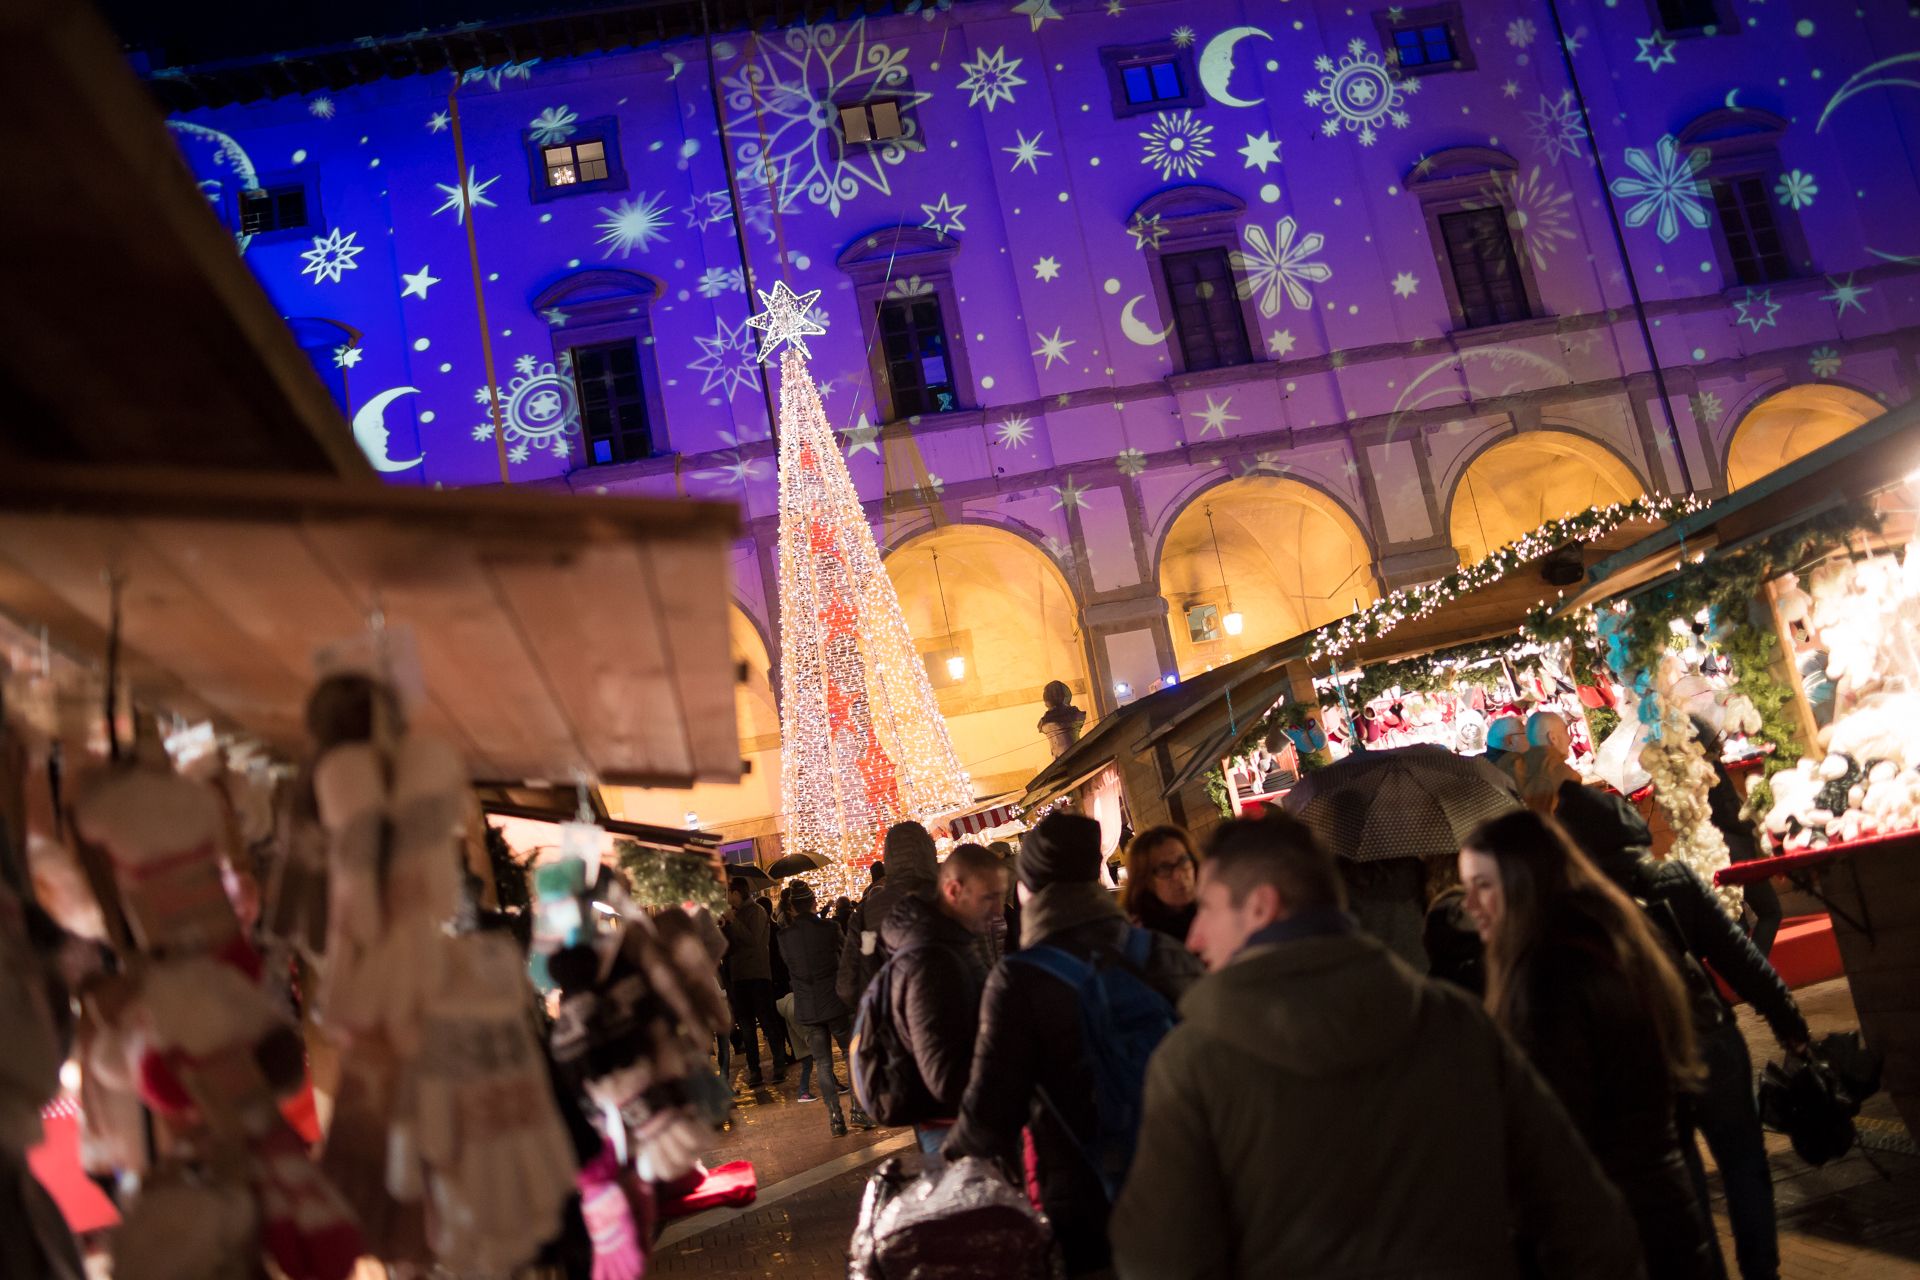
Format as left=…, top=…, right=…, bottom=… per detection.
left=752, top=281, right=971, bottom=875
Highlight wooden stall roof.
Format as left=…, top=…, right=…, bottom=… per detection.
left=1335, top=519, right=1666, bottom=669
left=0, top=0, right=373, bottom=477
left=1557, top=397, right=1920, bottom=616
left=0, top=463, right=744, bottom=788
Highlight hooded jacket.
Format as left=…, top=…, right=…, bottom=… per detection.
left=1111, top=932, right=1646, bottom=1280
left=878, top=893, right=989, bottom=1111
left=835, top=824, right=939, bottom=1008
left=1554, top=781, right=1807, bottom=1047
left=778, top=911, right=848, bottom=1026
left=945, top=882, right=1200, bottom=1276
left=721, top=895, right=771, bottom=984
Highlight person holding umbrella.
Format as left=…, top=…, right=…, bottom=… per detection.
left=1280, top=744, right=1521, bottom=971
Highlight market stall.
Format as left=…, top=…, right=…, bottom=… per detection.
left=1533, top=396, right=1920, bottom=1139
left=0, top=10, right=752, bottom=1274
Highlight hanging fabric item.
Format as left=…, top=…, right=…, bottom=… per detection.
left=302, top=667, right=578, bottom=1270
left=73, top=729, right=361, bottom=1280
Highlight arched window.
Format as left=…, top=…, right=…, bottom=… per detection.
left=1675, top=108, right=1810, bottom=286
left=1128, top=184, right=1255, bottom=375
left=839, top=225, right=973, bottom=423
left=1406, top=147, right=1544, bottom=332
left=532, top=268, right=669, bottom=468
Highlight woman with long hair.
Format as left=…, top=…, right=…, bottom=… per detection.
left=1120, top=825, right=1199, bottom=941
left=1459, top=810, right=1717, bottom=1280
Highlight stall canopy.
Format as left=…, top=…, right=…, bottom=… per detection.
left=1555, top=397, right=1920, bottom=617
left=0, top=464, right=743, bottom=787
left=1023, top=512, right=1664, bottom=824
left=0, top=5, right=747, bottom=789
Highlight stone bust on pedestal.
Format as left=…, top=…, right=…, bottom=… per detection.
left=1037, top=680, right=1087, bottom=758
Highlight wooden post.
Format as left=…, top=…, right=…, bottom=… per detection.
left=1761, top=579, right=1823, bottom=755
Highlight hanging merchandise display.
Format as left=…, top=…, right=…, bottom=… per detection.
left=72, top=719, right=362, bottom=1280
left=301, top=666, right=576, bottom=1271
left=1761, top=530, right=1920, bottom=849
left=763, top=280, right=971, bottom=886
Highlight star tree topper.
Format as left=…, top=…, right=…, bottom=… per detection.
left=746, top=279, right=828, bottom=362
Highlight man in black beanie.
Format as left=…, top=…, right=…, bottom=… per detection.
left=944, top=811, right=1201, bottom=1276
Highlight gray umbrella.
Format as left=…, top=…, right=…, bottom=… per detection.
left=1279, top=744, right=1522, bottom=862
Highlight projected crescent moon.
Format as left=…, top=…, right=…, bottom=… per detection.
left=1818, top=51, right=1920, bottom=131
left=352, top=385, right=425, bottom=473
left=1120, top=296, right=1175, bottom=346
left=1199, top=26, right=1271, bottom=108
left=1724, top=88, right=1741, bottom=110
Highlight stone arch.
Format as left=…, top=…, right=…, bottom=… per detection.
left=1156, top=474, right=1380, bottom=679
left=1446, top=428, right=1647, bottom=566
left=1721, top=383, right=1884, bottom=493
left=878, top=511, right=1079, bottom=601
left=882, top=523, right=1093, bottom=795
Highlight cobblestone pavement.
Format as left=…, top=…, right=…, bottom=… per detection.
left=652, top=979, right=1920, bottom=1277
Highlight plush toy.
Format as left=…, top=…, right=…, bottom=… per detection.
left=1763, top=758, right=1830, bottom=850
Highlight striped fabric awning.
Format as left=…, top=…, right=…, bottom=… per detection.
left=945, top=801, right=1023, bottom=840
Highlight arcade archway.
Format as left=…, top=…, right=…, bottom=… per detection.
left=884, top=524, right=1091, bottom=797
left=1725, top=384, right=1883, bottom=492
left=1159, top=477, right=1378, bottom=679
left=1449, top=431, right=1644, bottom=565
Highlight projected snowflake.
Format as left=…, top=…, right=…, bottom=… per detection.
left=690, top=317, right=764, bottom=399
left=1305, top=40, right=1416, bottom=146
left=1476, top=166, right=1575, bottom=270
left=299, top=228, right=363, bottom=284
left=528, top=106, right=579, bottom=146
left=1140, top=109, right=1216, bottom=180
left=482, top=358, right=581, bottom=460
left=958, top=46, right=1025, bottom=110
left=721, top=19, right=931, bottom=217
left=1230, top=219, right=1332, bottom=316
left=596, top=193, right=671, bottom=257
left=1610, top=136, right=1711, bottom=243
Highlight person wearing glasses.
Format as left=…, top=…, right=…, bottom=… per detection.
left=1122, top=825, right=1200, bottom=941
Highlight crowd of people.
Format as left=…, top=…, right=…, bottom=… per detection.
left=701, top=754, right=1807, bottom=1280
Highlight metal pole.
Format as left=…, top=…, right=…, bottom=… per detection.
left=1542, top=0, right=1695, bottom=495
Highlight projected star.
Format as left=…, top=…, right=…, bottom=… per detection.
left=399, top=265, right=440, bottom=299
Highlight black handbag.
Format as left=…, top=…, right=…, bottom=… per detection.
left=1758, top=1032, right=1882, bottom=1167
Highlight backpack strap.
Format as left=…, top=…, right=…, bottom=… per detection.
left=1007, top=942, right=1094, bottom=988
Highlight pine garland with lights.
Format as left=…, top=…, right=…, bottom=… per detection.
left=761, top=282, right=971, bottom=899
left=616, top=839, right=728, bottom=914
left=1309, top=495, right=1699, bottom=666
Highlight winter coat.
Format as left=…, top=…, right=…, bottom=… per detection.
left=1556, top=782, right=1808, bottom=1046
left=1110, top=931, right=1647, bottom=1280
left=722, top=901, right=771, bottom=985
left=879, top=894, right=989, bottom=1112
left=777, top=913, right=848, bottom=1026
left=945, top=882, right=1200, bottom=1275
left=1128, top=891, right=1196, bottom=943
left=1507, top=903, right=1716, bottom=1280
left=834, top=826, right=940, bottom=1007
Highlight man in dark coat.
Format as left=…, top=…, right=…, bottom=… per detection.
left=1111, top=812, right=1644, bottom=1279
left=1557, top=781, right=1809, bottom=1280
left=776, top=881, right=872, bottom=1136
left=944, top=813, right=1201, bottom=1276
left=722, top=877, right=791, bottom=1087
left=882, top=841, right=1002, bottom=1165
left=835, top=821, right=939, bottom=1008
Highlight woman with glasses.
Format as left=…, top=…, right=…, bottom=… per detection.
left=1121, top=825, right=1200, bottom=941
